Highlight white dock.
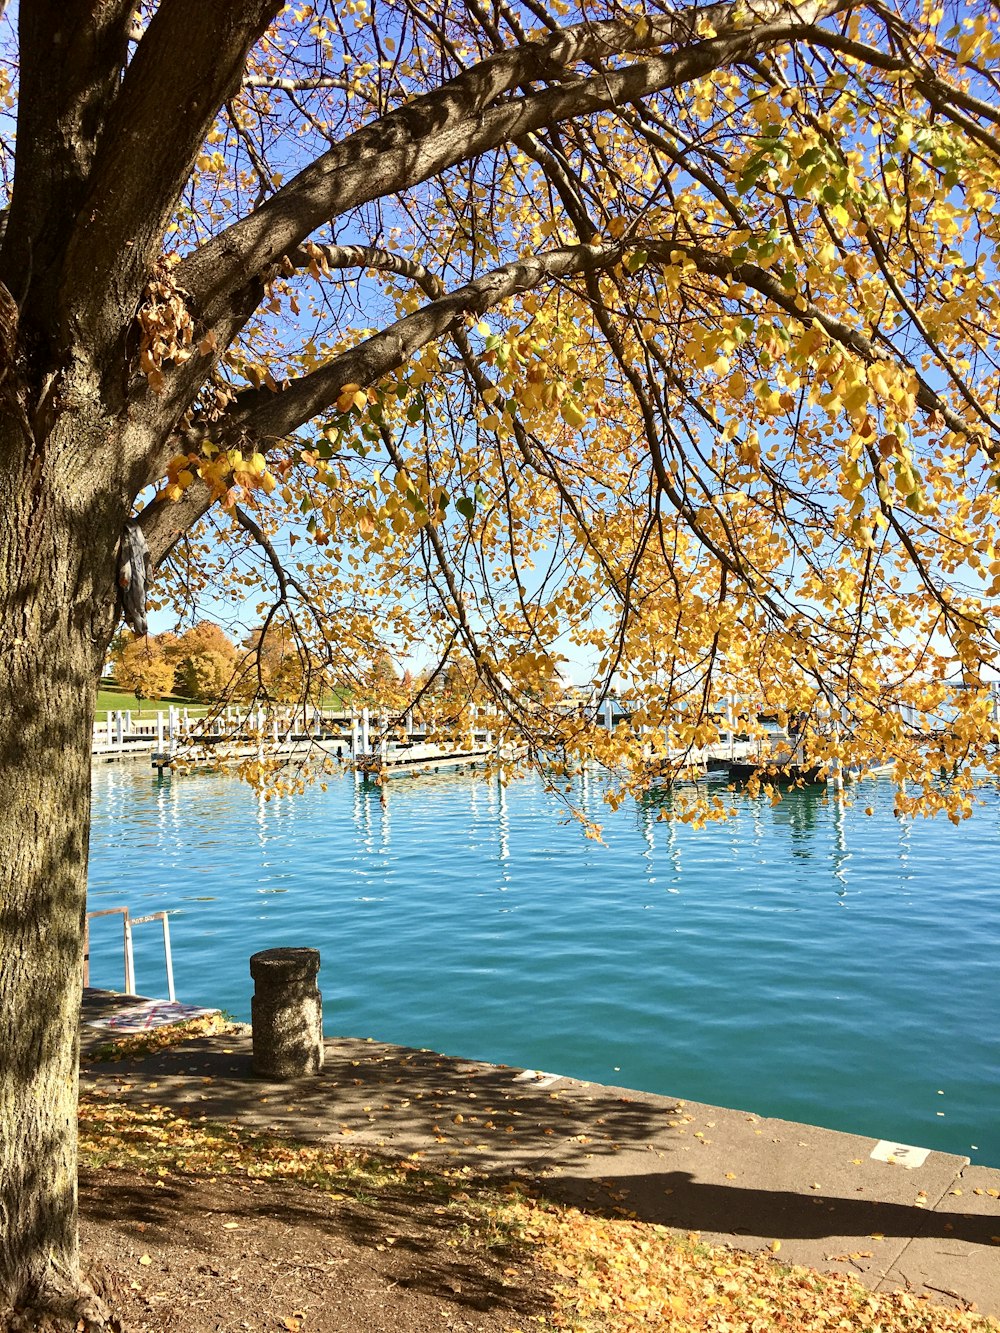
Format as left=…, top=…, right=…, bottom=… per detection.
left=355, top=743, right=494, bottom=779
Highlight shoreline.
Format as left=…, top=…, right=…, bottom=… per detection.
left=81, top=991, right=1000, bottom=1318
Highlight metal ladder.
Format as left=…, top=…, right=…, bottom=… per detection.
left=83, top=906, right=176, bottom=1002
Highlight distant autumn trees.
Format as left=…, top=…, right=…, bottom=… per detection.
left=110, top=634, right=177, bottom=705
left=111, top=621, right=375, bottom=706
left=111, top=622, right=237, bottom=702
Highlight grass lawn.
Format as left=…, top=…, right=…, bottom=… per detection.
left=95, top=681, right=209, bottom=721
left=95, top=681, right=353, bottom=721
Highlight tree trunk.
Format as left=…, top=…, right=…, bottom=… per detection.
left=0, top=412, right=122, bottom=1327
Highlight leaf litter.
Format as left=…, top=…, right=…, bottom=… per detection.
left=77, top=1092, right=999, bottom=1333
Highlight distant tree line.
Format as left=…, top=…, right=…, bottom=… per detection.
left=110, top=624, right=415, bottom=710
left=110, top=621, right=240, bottom=704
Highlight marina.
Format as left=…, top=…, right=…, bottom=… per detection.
left=86, top=763, right=1000, bottom=1167
left=93, top=702, right=814, bottom=782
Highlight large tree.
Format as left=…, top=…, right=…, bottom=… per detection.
left=3, top=0, right=1000, bottom=1324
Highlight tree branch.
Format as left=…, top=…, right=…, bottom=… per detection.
left=220, top=240, right=629, bottom=444
left=0, top=1, right=136, bottom=332
left=138, top=238, right=630, bottom=560
left=177, top=0, right=849, bottom=321
left=663, top=241, right=1000, bottom=455
left=58, top=0, right=283, bottom=356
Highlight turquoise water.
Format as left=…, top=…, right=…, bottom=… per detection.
left=87, top=765, right=1000, bottom=1165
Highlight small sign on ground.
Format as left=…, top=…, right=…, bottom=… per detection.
left=870, top=1140, right=931, bottom=1169
left=513, top=1069, right=564, bottom=1088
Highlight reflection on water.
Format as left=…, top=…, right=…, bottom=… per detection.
left=89, top=765, right=1000, bottom=1165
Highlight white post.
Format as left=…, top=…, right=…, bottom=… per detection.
left=832, top=726, right=843, bottom=792
left=362, top=707, right=370, bottom=754
left=156, top=711, right=164, bottom=748
left=351, top=713, right=359, bottom=755
left=123, top=915, right=136, bottom=995
left=603, top=697, right=614, bottom=732
left=161, top=915, right=176, bottom=1003
left=115, top=711, right=124, bottom=751
left=106, top=713, right=113, bottom=747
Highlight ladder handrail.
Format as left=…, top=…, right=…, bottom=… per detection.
left=84, top=907, right=134, bottom=995
left=85, top=906, right=177, bottom=1001
left=128, top=912, right=176, bottom=1003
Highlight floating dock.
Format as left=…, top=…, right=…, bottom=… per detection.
left=355, top=743, right=494, bottom=780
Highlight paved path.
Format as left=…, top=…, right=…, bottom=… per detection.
left=79, top=1008, right=1000, bottom=1321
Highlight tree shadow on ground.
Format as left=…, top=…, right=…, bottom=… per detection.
left=541, top=1169, right=1000, bottom=1247
left=80, top=1165, right=543, bottom=1320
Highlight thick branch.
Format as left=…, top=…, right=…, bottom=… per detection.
left=0, top=1, right=136, bottom=335
left=222, top=241, right=628, bottom=443
left=58, top=0, right=283, bottom=354
left=138, top=239, right=629, bottom=559
left=178, top=0, right=848, bottom=319
left=139, top=474, right=215, bottom=569
left=136, top=0, right=848, bottom=476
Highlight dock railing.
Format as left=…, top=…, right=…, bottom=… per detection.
left=84, top=906, right=175, bottom=1001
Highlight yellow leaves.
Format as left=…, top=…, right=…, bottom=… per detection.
left=155, top=444, right=279, bottom=509
left=304, top=239, right=331, bottom=280
left=518, top=1197, right=997, bottom=1333
left=335, top=383, right=369, bottom=413
left=753, top=379, right=782, bottom=416
left=561, top=399, right=587, bottom=430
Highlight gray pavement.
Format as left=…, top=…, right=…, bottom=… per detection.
left=80, top=1001, right=1000, bottom=1320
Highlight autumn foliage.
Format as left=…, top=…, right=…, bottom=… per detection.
left=76, top=1085, right=999, bottom=1333
left=106, top=0, right=1000, bottom=820
left=6, top=0, right=1000, bottom=1324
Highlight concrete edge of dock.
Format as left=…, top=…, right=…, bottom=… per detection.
left=79, top=1003, right=1000, bottom=1320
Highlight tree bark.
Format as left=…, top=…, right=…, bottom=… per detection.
left=0, top=408, right=121, bottom=1326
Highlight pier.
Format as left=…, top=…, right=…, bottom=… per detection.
left=354, top=740, right=494, bottom=779
left=93, top=701, right=911, bottom=786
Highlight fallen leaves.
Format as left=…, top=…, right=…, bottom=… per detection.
left=78, top=1094, right=1000, bottom=1333
left=518, top=1202, right=1000, bottom=1332
left=85, top=1013, right=233, bottom=1063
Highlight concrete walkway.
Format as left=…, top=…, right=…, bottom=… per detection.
left=80, top=1010, right=1000, bottom=1320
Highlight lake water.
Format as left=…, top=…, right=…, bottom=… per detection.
left=87, top=764, right=1000, bottom=1166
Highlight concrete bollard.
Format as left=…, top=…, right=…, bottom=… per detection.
left=249, top=947, right=324, bottom=1078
